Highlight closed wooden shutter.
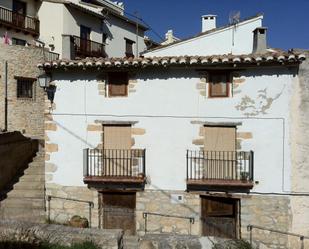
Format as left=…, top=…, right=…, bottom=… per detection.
left=209, top=73, right=229, bottom=97
left=108, top=72, right=128, bottom=97
left=103, top=125, right=132, bottom=176
left=204, top=126, right=236, bottom=151
left=203, top=126, right=236, bottom=179
left=103, top=125, right=131, bottom=149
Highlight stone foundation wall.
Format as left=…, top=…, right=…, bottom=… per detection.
left=241, top=195, right=291, bottom=249
left=45, top=184, right=99, bottom=228
left=0, top=44, right=46, bottom=139
left=136, top=190, right=201, bottom=236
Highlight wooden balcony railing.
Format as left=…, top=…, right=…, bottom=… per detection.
left=0, top=6, right=39, bottom=36
left=186, top=150, right=254, bottom=190
left=72, top=36, right=106, bottom=58
left=83, top=149, right=146, bottom=184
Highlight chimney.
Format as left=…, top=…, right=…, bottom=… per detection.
left=201, top=14, right=217, bottom=32
left=165, top=30, right=174, bottom=44
left=253, top=27, right=267, bottom=53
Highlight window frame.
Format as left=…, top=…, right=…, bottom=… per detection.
left=124, top=38, right=135, bottom=58
left=15, top=76, right=35, bottom=99
left=208, top=71, right=232, bottom=98
left=107, top=72, right=129, bottom=97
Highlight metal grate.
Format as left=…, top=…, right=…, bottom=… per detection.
left=16, top=77, right=35, bottom=99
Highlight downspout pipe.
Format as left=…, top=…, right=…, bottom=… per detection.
left=4, top=61, right=8, bottom=132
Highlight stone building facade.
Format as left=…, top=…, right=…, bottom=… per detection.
left=0, top=43, right=46, bottom=139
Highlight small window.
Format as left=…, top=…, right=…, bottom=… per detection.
left=16, top=77, right=35, bottom=99
left=125, top=38, right=134, bottom=58
left=108, top=72, right=128, bottom=97
left=103, top=33, right=108, bottom=44
left=208, top=72, right=231, bottom=98
left=12, top=38, right=26, bottom=46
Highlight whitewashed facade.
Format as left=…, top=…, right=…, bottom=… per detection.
left=40, top=15, right=308, bottom=249
left=0, top=0, right=40, bottom=45
left=38, top=0, right=147, bottom=59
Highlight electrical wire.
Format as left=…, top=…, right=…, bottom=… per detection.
left=124, top=11, right=165, bottom=42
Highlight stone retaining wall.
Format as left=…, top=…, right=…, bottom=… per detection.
left=0, top=220, right=122, bottom=249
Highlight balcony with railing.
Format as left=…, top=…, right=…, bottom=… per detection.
left=72, top=36, right=106, bottom=58
left=0, top=6, right=39, bottom=36
left=186, top=150, right=254, bottom=192
left=83, top=149, right=146, bottom=189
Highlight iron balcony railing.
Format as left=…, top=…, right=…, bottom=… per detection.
left=44, top=51, right=60, bottom=62
left=72, top=36, right=106, bottom=58
left=0, top=6, right=40, bottom=36
left=83, top=149, right=146, bottom=179
left=186, top=150, right=254, bottom=182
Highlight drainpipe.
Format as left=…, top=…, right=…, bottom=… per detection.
left=4, top=61, right=8, bottom=132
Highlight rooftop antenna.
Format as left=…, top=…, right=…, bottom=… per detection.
left=229, top=11, right=240, bottom=50
left=229, top=10, right=241, bottom=25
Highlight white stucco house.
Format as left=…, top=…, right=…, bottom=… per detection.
left=0, top=0, right=148, bottom=59
left=38, top=14, right=308, bottom=249
left=0, top=0, right=40, bottom=45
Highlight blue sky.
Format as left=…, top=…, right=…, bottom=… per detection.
left=121, top=0, right=309, bottom=50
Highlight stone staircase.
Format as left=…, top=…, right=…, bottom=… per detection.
left=0, top=150, right=46, bottom=223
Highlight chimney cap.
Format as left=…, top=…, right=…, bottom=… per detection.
left=253, top=27, right=268, bottom=33
left=202, top=14, right=217, bottom=19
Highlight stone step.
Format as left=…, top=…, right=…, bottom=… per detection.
left=23, top=166, right=45, bottom=175
left=27, top=161, right=44, bottom=167
left=19, top=175, right=45, bottom=182
left=13, top=183, right=44, bottom=190
left=13, top=180, right=44, bottom=188
left=1, top=197, right=45, bottom=209
left=7, top=189, right=44, bottom=199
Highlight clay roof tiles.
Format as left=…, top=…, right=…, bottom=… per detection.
left=38, top=52, right=306, bottom=70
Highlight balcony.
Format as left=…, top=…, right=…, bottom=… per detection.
left=83, top=149, right=146, bottom=190
left=72, top=36, right=106, bottom=58
left=0, top=6, right=39, bottom=36
left=186, top=150, right=254, bottom=192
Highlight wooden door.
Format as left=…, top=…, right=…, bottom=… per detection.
left=201, top=196, right=238, bottom=238
left=204, top=126, right=236, bottom=179
left=102, top=192, right=136, bottom=235
left=103, top=125, right=132, bottom=176
left=13, top=0, right=26, bottom=28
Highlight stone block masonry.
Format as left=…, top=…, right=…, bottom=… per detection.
left=45, top=183, right=100, bottom=228
left=0, top=44, right=46, bottom=139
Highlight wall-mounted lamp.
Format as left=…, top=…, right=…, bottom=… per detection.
left=38, top=73, right=56, bottom=104
left=38, top=73, right=51, bottom=88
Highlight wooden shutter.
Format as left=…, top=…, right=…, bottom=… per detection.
left=108, top=72, right=128, bottom=97
left=204, top=126, right=236, bottom=151
left=209, top=73, right=229, bottom=97
left=103, top=125, right=131, bottom=149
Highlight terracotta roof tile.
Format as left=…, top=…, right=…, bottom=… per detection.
left=38, top=52, right=306, bottom=70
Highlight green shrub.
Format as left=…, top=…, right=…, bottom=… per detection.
left=212, top=239, right=254, bottom=249
left=0, top=241, right=99, bottom=249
